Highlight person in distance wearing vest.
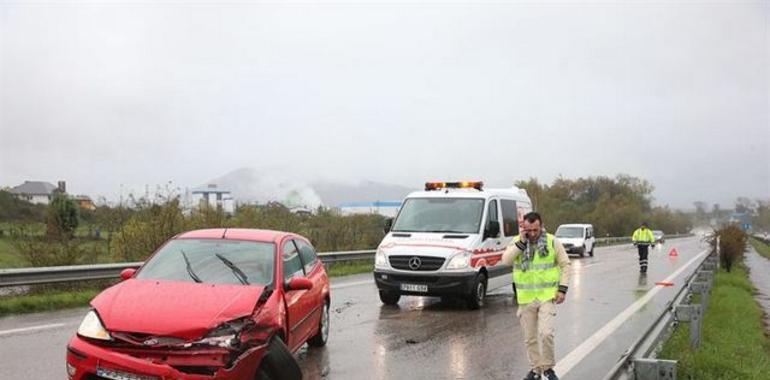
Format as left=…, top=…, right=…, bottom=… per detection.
left=502, top=212, right=571, bottom=380
left=632, top=222, right=656, bottom=273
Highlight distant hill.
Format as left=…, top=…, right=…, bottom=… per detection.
left=311, top=180, right=415, bottom=207
left=200, top=168, right=415, bottom=208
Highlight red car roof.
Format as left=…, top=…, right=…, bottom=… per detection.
left=175, top=228, right=294, bottom=243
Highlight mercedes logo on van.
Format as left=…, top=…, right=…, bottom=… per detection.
left=408, top=257, right=422, bottom=270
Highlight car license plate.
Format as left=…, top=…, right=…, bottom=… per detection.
left=96, top=367, right=159, bottom=380
left=400, top=283, right=428, bottom=292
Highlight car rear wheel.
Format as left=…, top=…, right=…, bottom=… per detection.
left=379, top=290, right=401, bottom=305
left=254, top=337, right=302, bottom=380
left=466, top=273, right=487, bottom=310
left=308, top=301, right=330, bottom=347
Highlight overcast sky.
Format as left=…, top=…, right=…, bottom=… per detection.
left=1, top=0, right=768, bottom=209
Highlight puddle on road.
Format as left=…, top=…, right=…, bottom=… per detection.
left=746, top=248, right=770, bottom=329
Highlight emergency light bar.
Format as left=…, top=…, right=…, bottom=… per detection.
left=425, top=181, right=484, bottom=191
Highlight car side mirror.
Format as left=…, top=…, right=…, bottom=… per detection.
left=120, top=268, right=137, bottom=281
left=384, top=218, right=393, bottom=234
left=485, top=221, right=500, bottom=240
left=286, top=277, right=313, bottom=291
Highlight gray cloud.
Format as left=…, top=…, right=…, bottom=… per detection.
left=1, top=1, right=768, bottom=208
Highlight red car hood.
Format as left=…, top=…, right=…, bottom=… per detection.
left=91, top=279, right=264, bottom=340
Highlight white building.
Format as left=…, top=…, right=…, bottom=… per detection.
left=9, top=181, right=61, bottom=205
left=191, top=184, right=235, bottom=214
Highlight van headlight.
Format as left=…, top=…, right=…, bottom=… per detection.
left=446, top=252, right=471, bottom=270
left=375, top=249, right=388, bottom=269
left=77, top=310, right=112, bottom=341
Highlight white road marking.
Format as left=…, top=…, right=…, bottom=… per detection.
left=0, top=323, right=67, bottom=337
left=331, top=280, right=374, bottom=290
left=555, top=248, right=710, bottom=377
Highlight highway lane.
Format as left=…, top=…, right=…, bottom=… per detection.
left=0, top=236, right=708, bottom=379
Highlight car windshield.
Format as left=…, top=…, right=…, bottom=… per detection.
left=653, top=230, right=664, bottom=236
left=556, top=227, right=584, bottom=238
left=136, top=239, right=275, bottom=286
left=391, top=198, right=485, bottom=234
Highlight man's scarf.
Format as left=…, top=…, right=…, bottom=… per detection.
left=520, top=229, right=549, bottom=272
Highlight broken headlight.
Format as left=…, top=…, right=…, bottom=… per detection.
left=193, top=319, right=251, bottom=348
left=77, top=310, right=112, bottom=341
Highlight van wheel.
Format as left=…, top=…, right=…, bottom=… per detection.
left=466, top=274, right=487, bottom=310
left=255, top=337, right=302, bottom=380
left=579, top=246, right=585, bottom=257
left=589, top=246, right=594, bottom=257
left=379, top=290, right=400, bottom=305
left=308, top=301, right=329, bottom=347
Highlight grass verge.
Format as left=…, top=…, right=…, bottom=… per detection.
left=0, top=289, right=101, bottom=317
left=325, top=260, right=374, bottom=277
left=749, top=237, right=770, bottom=260
left=658, top=262, right=770, bottom=379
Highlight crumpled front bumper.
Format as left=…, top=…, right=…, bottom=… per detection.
left=66, top=335, right=267, bottom=380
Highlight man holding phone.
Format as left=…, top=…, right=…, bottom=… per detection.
left=502, top=212, right=571, bottom=380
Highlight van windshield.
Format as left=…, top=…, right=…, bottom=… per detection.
left=391, top=198, right=485, bottom=234
left=556, top=227, right=584, bottom=238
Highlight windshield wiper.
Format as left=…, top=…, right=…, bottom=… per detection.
left=215, top=253, right=250, bottom=285
left=180, top=250, right=203, bottom=283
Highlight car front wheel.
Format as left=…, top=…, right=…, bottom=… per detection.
left=254, top=337, right=302, bottom=380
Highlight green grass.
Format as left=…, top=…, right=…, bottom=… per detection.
left=0, top=238, right=25, bottom=268
left=750, top=237, right=770, bottom=260
left=326, top=260, right=374, bottom=277
left=0, top=289, right=101, bottom=316
left=659, top=263, right=770, bottom=379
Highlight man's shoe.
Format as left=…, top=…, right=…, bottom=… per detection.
left=543, top=368, right=559, bottom=380
left=523, top=370, right=541, bottom=380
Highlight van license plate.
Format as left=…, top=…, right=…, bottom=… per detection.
left=400, top=283, right=428, bottom=292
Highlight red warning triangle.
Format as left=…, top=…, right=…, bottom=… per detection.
left=669, top=248, right=679, bottom=257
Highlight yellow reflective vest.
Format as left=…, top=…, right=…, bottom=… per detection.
left=632, top=228, right=655, bottom=244
left=513, top=233, right=560, bottom=304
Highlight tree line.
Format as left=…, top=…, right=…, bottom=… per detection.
left=0, top=173, right=711, bottom=267
left=515, top=175, right=692, bottom=237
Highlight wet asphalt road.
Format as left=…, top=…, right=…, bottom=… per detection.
left=0, top=237, right=709, bottom=380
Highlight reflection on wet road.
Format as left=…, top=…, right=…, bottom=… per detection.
left=298, top=237, right=709, bottom=380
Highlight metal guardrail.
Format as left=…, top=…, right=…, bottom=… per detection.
left=0, top=250, right=376, bottom=288
left=0, top=233, right=695, bottom=288
left=603, top=238, right=718, bottom=380
left=594, top=234, right=692, bottom=247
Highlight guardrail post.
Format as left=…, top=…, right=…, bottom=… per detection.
left=634, top=358, right=677, bottom=380
left=675, top=304, right=703, bottom=347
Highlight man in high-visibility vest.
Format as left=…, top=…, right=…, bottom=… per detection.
left=632, top=222, right=656, bottom=273
left=502, top=212, right=571, bottom=380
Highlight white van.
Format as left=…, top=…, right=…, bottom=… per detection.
left=554, top=223, right=595, bottom=257
left=373, top=181, right=533, bottom=309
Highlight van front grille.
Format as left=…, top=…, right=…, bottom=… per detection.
left=389, top=256, right=445, bottom=271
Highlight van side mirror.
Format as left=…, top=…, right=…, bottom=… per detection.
left=485, top=221, right=500, bottom=240
left=384, top=218, right=393, bottom=234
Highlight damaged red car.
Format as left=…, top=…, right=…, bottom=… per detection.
left=66, top=228, right=330, bottom=380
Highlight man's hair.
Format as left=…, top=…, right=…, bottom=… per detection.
left=523, top=211, right=542, bottom=224
left=641, top=221, right=649, bottom=227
